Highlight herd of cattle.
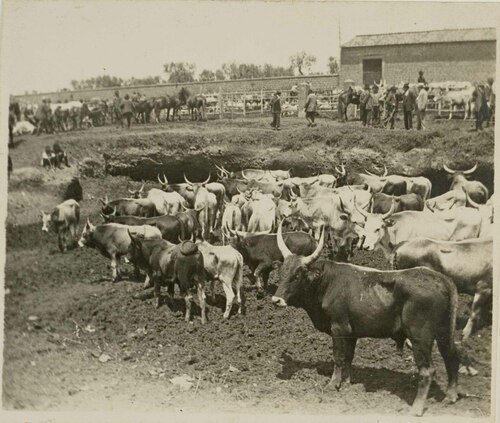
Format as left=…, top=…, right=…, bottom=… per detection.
left=40, top=161, right=493, bottom=416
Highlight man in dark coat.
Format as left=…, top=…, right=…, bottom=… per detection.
left=384, top=86, right=398, bottom=130
left=304, top=89, right=318, bottom=127
left=269, top=91, right=281, bottom=130
left=402, top=83, right=416, bottom=130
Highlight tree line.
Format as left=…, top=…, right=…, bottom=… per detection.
left=67, top=53, right=339, bottom=90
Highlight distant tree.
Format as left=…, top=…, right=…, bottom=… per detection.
left=70, top=75, right=123, bottom=90
left=289, top=51, right=317, bottom=75
left=327, top=56, right=339, bottom=74
left=163, top=62, right=196, bottom=83
left=125, top=76, right=162, bottom=86
left=215, top=69, right=226, bottom=81
left=262, top=63, right=294, bottom=78
left=199, top=69, right=216, bottom=81
left=221, top=62, right=293, bottom=80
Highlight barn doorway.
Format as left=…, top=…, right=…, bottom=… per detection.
left=363, top=59, right=382, bottom=86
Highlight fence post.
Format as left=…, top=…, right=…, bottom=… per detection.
left=260, top=89, right=264, bottom=115
left=231, top=94, right=234, bottom=120
left=219, top=87, right=223, bottom=119
left=242, top=92, right=246, bottom=117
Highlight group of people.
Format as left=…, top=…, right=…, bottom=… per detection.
left=269, top=88, right=319, bottom=130
left=111, top=91, right=136, bottom=129
left=472, top=78, right=495, bottom=131
left=41, top=142, right=70, bottom=170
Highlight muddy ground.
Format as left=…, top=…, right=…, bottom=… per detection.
left=3, top=116, right=494, bottom=417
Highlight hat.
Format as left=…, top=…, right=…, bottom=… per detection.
left=403, top=83, right=409, bottom=88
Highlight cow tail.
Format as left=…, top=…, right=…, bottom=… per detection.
left=75, top=203, right=81, bottom=226
left=446, top=276, right=458, bottom=351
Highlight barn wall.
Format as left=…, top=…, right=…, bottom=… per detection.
left=13, top=74, right=339, bottom=104
left=340, top=40, right=496, bottom=85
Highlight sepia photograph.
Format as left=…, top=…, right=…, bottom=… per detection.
left=0, top=0, right=498, bottom=421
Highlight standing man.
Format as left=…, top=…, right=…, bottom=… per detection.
left=384, top=86, right=398, bottom=130
left=269, top=91, right=281, bottom=130
left=485, top=77, right=495, bottom=127
left=113, top=90, right=123, bottom=128
left=36, top=99, right=47, bottom=135
left=416, top=83, right=428, bottom=130
left=371, top=86, right=381, bottom=126
left=402, top=83, right=416, bottom=130
left=304, top=89, right=318, bottom=127
left=121, top=94, right=135, bottom=130
left=472, top=83, right=488, bottom=131
left=418, top=70, right=427, bottom=85
left=359, top=85, right=370, bottom=126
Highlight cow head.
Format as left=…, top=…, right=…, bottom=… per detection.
left=128, top=183, right=145, bottom=199
left=354, top=199, right=396, bottom=251
left=40, top=210, right=52, bottom=233
left=272, top=220, right=325, bottom=307
left=78, top=218, right=96, bottom=247
left=334, top=163, right=347, bottom=187
left=184, top=173, right=211, bottom=195
left=157, top=173, right=169, bottom=190
left=443, top=163, right=477, bottom=183
left=127, top=229, right=145, bottom=266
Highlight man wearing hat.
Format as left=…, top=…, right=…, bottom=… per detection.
left=304, top=89, right=318, bottom=127
left=269, top=91, right=281, bottom=130
left=416, top=83, right=428, bottom=130
left=384, top=86, right=398, bottom=129
left=402, top=83, right=416, bottom=130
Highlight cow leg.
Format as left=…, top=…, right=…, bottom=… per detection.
left=184, top=293, right=193, bottom=322
left=462, top=281, right=492, bottom=339
left=220, top=276, right=235, bottom=319
left=235, top=263, right=244, bottom=315
left=409, top=338, right=435, bottom=416
left=143, top=273, right=151, bottom=289
left=328, top=322, right=353, bottom=390
left=448, top=106, right=453, bottom=120
left=153, top=275, right=162, bottom=309
left=253, top=263, right=269, bottom=290
left=436, top=330, right=459, bottom=404
left=198, top=283, right=207, bottom=324
left=58, top=231, right=66, bottom=253
left=110, top=255, right=119, bottom=282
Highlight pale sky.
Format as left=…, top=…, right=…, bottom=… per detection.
left=1, top=0, right=499, bottom=95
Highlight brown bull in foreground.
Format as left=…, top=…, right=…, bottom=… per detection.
left=271, top=221, right=459, bottom=417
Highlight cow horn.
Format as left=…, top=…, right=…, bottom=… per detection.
left=241, top=170, right=250, bottom=181
left=364, top=169, right=378, bottom=177
left=353, top=195, right=370, bottom=219
left=111, top=206, right=117, bottom=216
left=463, top=163, right=478, bottom=175
left=195, top=204, right=206, bottom=212
left=462, top=186, right=480, bottom=209
left=276, top=220, right=293, bottom=259
left=425, top=201, right=435, bottom=213
left=301, top=225, right=325, bottom=266
left=128, top=189, right=135, bottom=195
left=139, top=183, right=145, bottom=192
left=225, top=222, right=247, bottom=238
left=381, top=199, right=397, bottom=220
left=339, top=196, right=348, bottom=214
left=162, top=173, right=168, bottom=185
left=183, top=173, right=194, bottom=186
left=99, top=212, right=108, bottom=221
left=442, top=163, right=456, bottom=174
left=382, top=165, right=388, bottom=177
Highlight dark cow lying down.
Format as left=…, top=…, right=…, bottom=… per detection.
left=271, top=221, right=459, bottom=417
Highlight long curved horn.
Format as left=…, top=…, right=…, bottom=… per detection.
left=301, top=225, right=325, bottom=266
left=463, top=163, right=478, bottom=175
left=241, top=170, right=250, bottom=181
left=157, top=174, right=165, bottom=184
left=128, top=189, right=135, bottom=195
left=462, top=186, right=480, bottom=209
left=382, top=165, right=388, bottom=177
left=195, top=204, right=206, bottom=212
left=353, top=195, right=370, bottom=218
left=111, top=206, right=117, bottom=216
left=381, top=199, right=397, bottom=220
left=162, top=173, right=168, bottom=185
left=442, top=163, right=456, bottom=174
left=139, top=183, right=145, bottom=192
left=276, top=220, right=293, bottom=259
left=225, top=222, right=248, bottom=238
left=181, top=203, right=191, bottom=211
left=183, top=173, right=194, bottom=186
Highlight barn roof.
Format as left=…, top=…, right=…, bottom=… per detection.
left=342, top=27, right=496, bottom=48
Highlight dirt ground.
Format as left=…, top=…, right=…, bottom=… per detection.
left=3, top=115, right=494, bottom=417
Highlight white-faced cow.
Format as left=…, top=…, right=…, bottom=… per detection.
left=41, top=199, right=80, bottom=252
left=272, top=222, right=459, bottom=417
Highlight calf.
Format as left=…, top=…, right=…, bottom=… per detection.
left=78, top=221, right=162, bottom=281
left=393, top=237, right=492, bottom=339
left=197, top=241, right=244, bottom=318
left=41, top=199, right=80, bottom=252
left=272, top=223, right=459, bottom=417
left=371, top=192, right=423, bottom=214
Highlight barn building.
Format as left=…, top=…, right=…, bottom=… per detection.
left=340, top=27, right=496, bottom=86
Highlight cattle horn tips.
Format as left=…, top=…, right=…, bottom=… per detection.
left=276, top=220, right=293, bottom=259
left=463, top=163, right=478, bottom=175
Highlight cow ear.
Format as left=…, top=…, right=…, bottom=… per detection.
left=271, top=260, right=282, bottom=270
left=384, top=218, right=395, bottom=227
left=306, top=267, right=322, bottom=282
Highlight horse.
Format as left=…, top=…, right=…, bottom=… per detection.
left=134, top=98, right=155, bottom=124
left=178, top=87, right=207, bottom=121
left=153, top=95, right=181, bottom=123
